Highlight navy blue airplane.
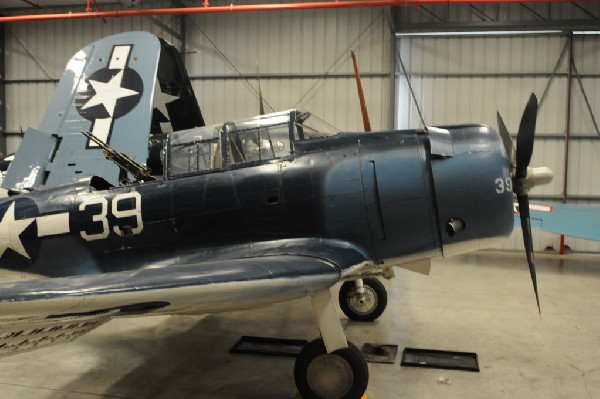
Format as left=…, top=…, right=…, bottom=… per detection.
left=0, top=32, right=552, bottom=399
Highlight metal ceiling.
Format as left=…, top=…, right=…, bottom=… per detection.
left=0, top=1, right=597, bottom=32
left=394, top=1, right=600, bottom=32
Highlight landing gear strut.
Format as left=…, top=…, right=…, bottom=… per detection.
left=294, top=289, right=369, bottom=399
left=339, top=278, right=387, bottom=322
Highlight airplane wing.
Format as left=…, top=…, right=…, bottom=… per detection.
left=0, top=256, right=341, bottom=320
left=514, top=201, right=600, bottom=241
left=0, top=240, right=370, bottom=358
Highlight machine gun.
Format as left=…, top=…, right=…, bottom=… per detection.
left=81, top=131, right=156, bottom=185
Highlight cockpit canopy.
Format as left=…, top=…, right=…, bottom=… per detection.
left=165, top=110, right=338, bottom=179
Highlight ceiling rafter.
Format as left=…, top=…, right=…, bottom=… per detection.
left=571, top=2, right=599, bottom=19
left=419, top=5, right=446, bottom=23
left=468, top=4, right=495, bottom=21
left=395, top=2, right=599, bottom=32
left=19, top=0, right=41, bottom=8
left=519, top=3, right=547, bottom=20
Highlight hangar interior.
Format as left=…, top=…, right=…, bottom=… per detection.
left=0, top=1, right=599, bottom=399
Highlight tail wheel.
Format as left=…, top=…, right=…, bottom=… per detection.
left=339, top=278, right=387, bottom=322
left=294, top=338, right=368, bottom=399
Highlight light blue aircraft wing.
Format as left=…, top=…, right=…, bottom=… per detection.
left=514, top=201, right=600, bottom=241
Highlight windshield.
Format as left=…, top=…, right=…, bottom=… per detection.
left=165, top=110, right=338, bottom=179
left=167, top=124, right=222, bottom=177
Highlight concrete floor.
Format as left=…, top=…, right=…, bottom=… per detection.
left=1, top=252, right=599, bottom=399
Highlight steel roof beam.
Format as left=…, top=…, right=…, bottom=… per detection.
left=0, top=0, right=596, bottom=24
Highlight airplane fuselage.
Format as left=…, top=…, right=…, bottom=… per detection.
left=0, top=126, right=514, bottom=278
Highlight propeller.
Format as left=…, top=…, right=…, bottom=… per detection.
left=496, top=111, right=515, bottom=172
left=497, top=93, right=552, bottom=317
left=516, top=95, right=538, bottom=181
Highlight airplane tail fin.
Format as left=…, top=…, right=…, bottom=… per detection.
left=3, top=31, right=204, bottom=191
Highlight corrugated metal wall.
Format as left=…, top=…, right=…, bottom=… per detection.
left=3, top=5, right=393, bottom=154
left=185, top=8, right=393, bottom=129
left=396, top=33, right=600, bottom=253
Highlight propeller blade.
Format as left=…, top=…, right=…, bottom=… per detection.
left=496, top=111, right=515, bottom=169
left=517, top=193, right=541, bottom=316
left=516, top=93, right=538, bottom=179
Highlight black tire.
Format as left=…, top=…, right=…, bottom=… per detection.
left=294, top=338, right=368, bottom=399
left=339, top=278, right=387, bottom=322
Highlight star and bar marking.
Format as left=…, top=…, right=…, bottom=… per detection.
left=83, top=45, right=140, bottom=146
left=0, top=202, right=69, bottom=260
left=153, top=78, right=179, bottom=133
left=78, top=44, right=181, bottom=145
left=0, top=192, right=143, bottom=261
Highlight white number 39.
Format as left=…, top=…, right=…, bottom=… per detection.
left=495, top=177, right=513, bottom=194
left=80, top=192, right=143, bottom=241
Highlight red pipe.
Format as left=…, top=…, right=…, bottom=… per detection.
left=0, top=0, right=593, bottom=24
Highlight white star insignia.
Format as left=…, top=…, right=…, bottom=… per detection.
left=82, top=69, right=139, bottom=117
left=0, top=202, right=35, bottom=259
left=153, top=80, right=179, bottom=120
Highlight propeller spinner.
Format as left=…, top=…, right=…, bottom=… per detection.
left=497, top=93, right=554, bottom=316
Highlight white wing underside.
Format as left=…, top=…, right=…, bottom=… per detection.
left=0, top=255, right=347, bottom=358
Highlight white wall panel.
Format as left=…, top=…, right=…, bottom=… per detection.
left=398, top=36, right=570, bottom=132
left=186, top=8, right=392, bottom=131
left=405, top=36, right=566, bottom=75
left=573, top=34, right=600, bottom=74
left=400, top=75, right=568, bottom=135
left=570, top=77, right=600, bottom=137
left=568, top=141, right=600, bottom=197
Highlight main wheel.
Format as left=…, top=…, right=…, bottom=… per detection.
left=339, top=278, right=387, bottom=322
left=294, top=338, right=368, bottom=399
